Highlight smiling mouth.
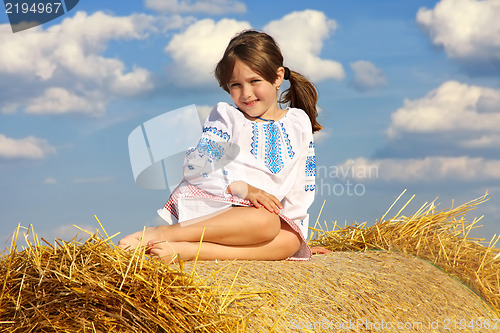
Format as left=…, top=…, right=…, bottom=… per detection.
left=243, top=99, right=258, bottom=107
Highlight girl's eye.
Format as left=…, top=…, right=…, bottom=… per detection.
left=229, top=79, right=260, bottom=88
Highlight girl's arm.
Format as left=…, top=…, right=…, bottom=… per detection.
left=183, top=103, right=238, bottom=197
left=280, top=133, right=316, bottom=239
left=226, top=181, right=283, bottom=214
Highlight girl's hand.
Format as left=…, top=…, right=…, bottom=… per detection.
left=227, top=181, right=283, bottom=214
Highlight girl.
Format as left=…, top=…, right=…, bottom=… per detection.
left=119, top=30, right=322, bottom=262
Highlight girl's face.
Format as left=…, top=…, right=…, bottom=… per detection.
left=228, top=58, right=284, bottom=120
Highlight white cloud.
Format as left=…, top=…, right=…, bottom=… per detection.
left=1, top=103, right=19, bottom=114
left=264, top=10, right=344, bottom=82
left=164, top=18, right=251, bottom=85
left=350, top=61, right=387, bottom=92
left=0, top=25, right=56, bottom=80
left=145, top=0, right=246, bottom=14
left=313, top=129, right=331, bottom=144
left=164, top=10, right=343, bottom=86
left=0, top=134, right=56, bottom=159
left=336, top=156, right=500, bottom=182
left=43, top=177, right=58, bottom=185
left=25, top=87, right=105, bottom=116
left=477, top=90, right=500, bottom=114
left=417, top=0, right=500, bottom=62
left=460, top=134, right=500, bottom=149
left=311, top=106, right=331, bottom=143
left=387, top=81, right=500, bottom=138
left=366, top=80, right=500, bottom=183
left=0, top=12, right=155, bottom=80
left=109, top=66, right=154, bottom=97
left=0, top=11, right=169, bottom=116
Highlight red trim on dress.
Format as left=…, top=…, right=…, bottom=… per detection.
left=163, top=183, right=312, bottom=261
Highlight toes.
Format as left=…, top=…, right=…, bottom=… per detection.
left=147, top=241, right=179, bottom=263
left=147, top=239, right=159, bottom=247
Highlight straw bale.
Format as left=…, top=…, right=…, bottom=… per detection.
left=0, top=227, right=243, bottom=332
left=309, top=192, right=500, bottom=317
left=1, top=193, right=499, bottom=332
left=185, top=251, right=499, bottom=332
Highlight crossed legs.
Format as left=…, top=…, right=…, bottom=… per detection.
left=118, top=206, right=301, bottom=262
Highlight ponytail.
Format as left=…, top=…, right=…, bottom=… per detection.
left=280, top=70, right=323, bottom=133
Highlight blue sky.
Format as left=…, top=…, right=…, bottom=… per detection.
left=1, top=0, right=499, bottom=249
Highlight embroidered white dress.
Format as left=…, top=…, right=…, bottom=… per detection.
left=158, top=102, right=316, bottom=260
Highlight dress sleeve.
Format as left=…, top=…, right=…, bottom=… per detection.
left=183, top=103, right=239, bottom=197
left=281, top=131, right=316, bottom=240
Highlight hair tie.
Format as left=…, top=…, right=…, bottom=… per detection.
left=283, top=67, right=291, bottom=80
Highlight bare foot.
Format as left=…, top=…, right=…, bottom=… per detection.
left=118, top=225, right=171, bottom=251
left=147, top=240, right=197, bottom=263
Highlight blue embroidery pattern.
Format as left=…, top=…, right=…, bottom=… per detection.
left=250, top=123, right=258, bottom=158
left=186, top=137, right=225, bottom=163
left=203, top=126, right=230, bottom=142
left=305, top=184, right=316, bottom=191
left=306, top=155, right=316, bottom=177
left=263, top=122, right=284, bottom=174
left=280, top=122, right=295, bottom=159
left=309, top=141, right=315, bottom=149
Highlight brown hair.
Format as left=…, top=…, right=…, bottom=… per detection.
left=215, top=30, right=323, bottom=133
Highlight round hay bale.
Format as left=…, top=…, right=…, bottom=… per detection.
left=1, top=194, right=499, bottom=332
left=185, top=251, right=499, bottom=332
left=0, top=229, right=244, bottom=333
